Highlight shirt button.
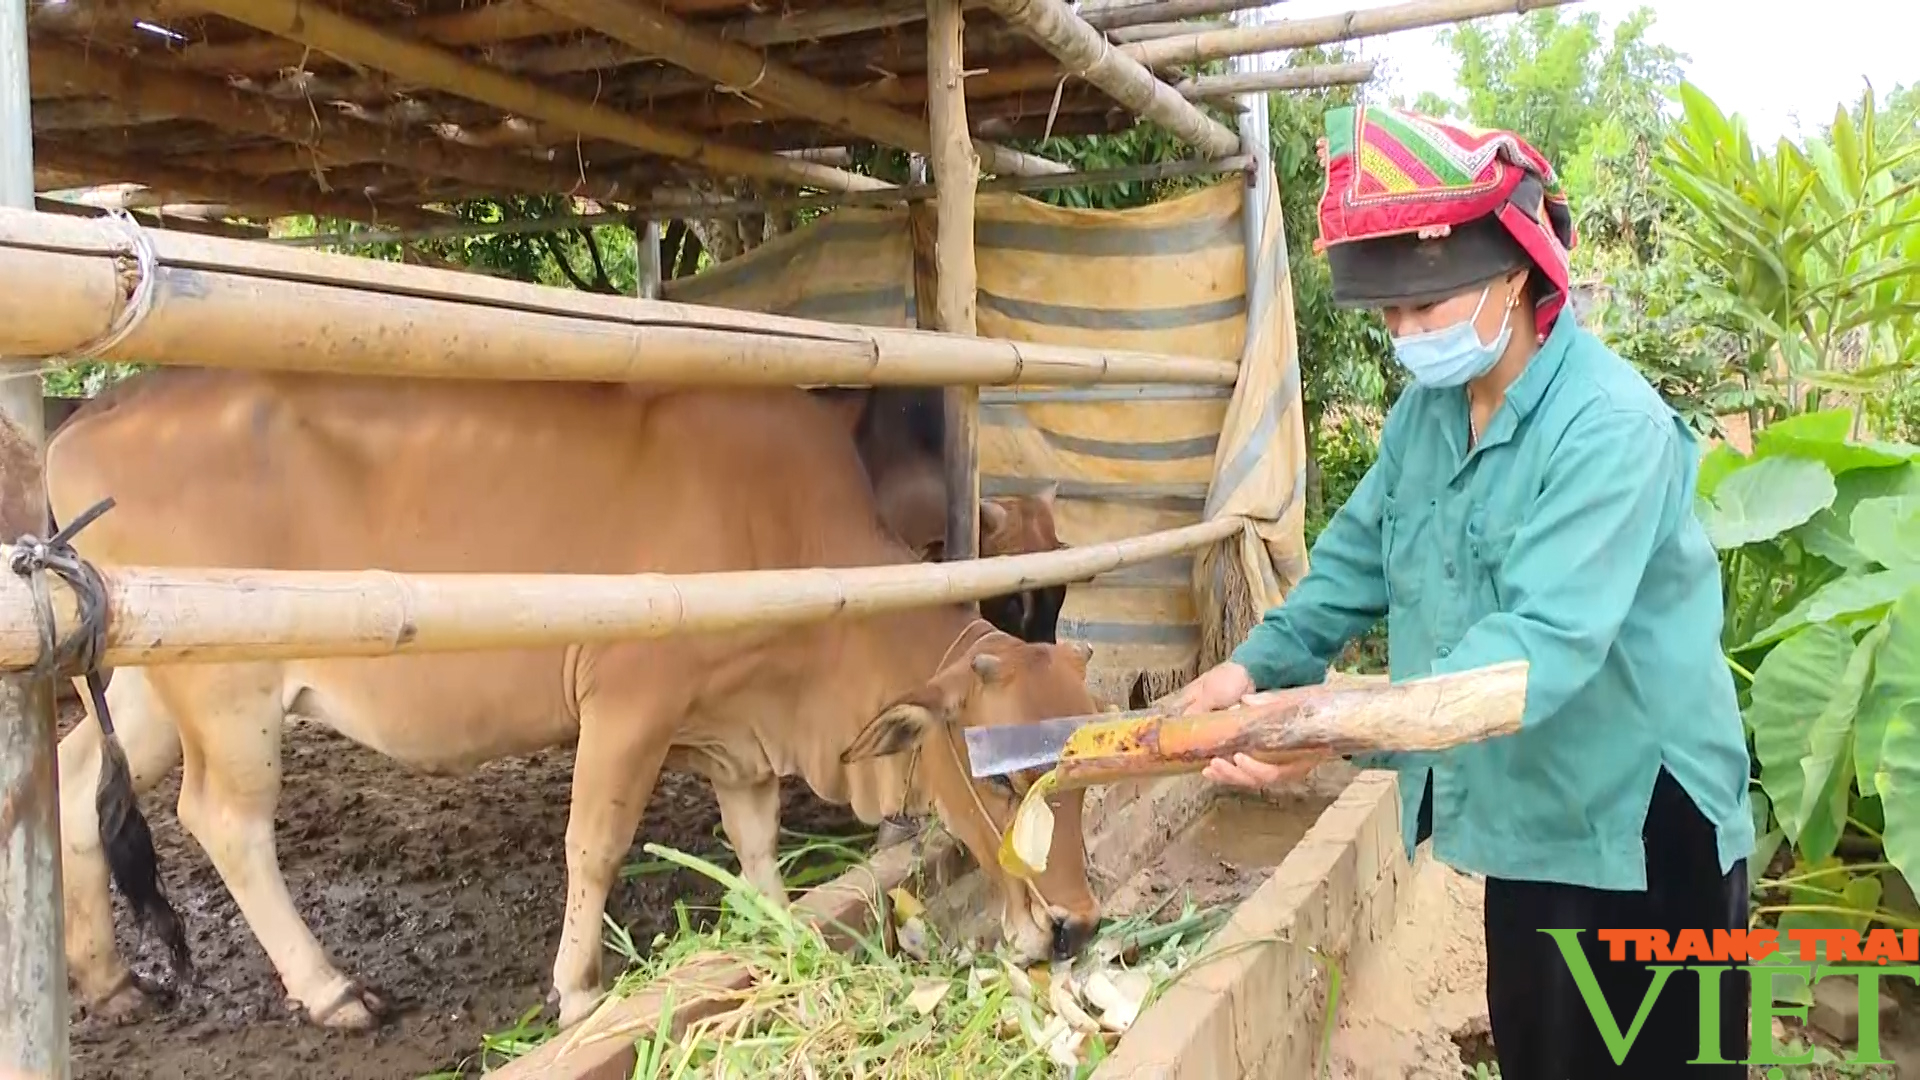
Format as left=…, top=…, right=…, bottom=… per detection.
left=1437, top=646, right=1452, bottom=658
left=1444, top=560, right=1456, bottom=578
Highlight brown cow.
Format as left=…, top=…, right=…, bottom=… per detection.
left=47, top=369, right=1102, bottom=1032
left=816, top=386, right=1071, bottom=643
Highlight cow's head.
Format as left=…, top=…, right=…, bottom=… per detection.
left=978, top=484, right=1069, bottom=644
left=840, top=628, right=1101, bottom=964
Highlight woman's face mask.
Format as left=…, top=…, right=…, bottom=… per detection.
left=1387, top=283, right=1515, bottom=389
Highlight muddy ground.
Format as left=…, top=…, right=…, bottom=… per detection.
left=57, top=707, right=863, bottom=1080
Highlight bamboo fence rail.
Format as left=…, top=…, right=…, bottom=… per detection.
left=0, top=207, right=1239, bottom=386
left=0, top=518, right=1242, bottom=670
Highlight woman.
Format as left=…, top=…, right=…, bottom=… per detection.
left=1168, top=105, right=1755, bottom=1077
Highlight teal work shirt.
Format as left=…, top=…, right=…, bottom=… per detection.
left=1232, top=315, right=1754, bottom=891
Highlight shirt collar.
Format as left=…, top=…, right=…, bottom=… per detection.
left=1443, top=312, right=1580, bottom=467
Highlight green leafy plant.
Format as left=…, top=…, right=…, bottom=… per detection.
left=1658, top=81, right=1920, bottom=437
left=1696, top=409, right=1920, bottom=954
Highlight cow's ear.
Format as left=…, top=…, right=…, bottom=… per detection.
left=980, top=499, right=1009, bottom=538
left=841, top=683, right=959, bottom=763
left=1034, top=482, right=1059, bottom=510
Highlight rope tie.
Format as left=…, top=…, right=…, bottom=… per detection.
left=8, top=497, right=116, bottom=682
left=2, top=209, right=159, bottom=384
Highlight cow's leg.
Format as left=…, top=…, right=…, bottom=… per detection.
left=59, top=669, right=183, bottom=1017
left=714, top=778, right=786, bottom=905
left=551, top=692, right=673, bottom=1029
left=162, top=668, right=381, bottom=1029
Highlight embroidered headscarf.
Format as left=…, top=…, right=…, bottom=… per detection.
left=1314, top=104, right=1577, bottom=335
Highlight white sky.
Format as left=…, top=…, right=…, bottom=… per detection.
left=1262, top=0, right=1919, bottom=143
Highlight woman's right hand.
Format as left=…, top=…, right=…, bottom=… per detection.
left=1161, top=660, right=1256, bottom=717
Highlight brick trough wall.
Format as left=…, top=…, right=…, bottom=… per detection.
left=1094, top=770, right=1410, bottom=1079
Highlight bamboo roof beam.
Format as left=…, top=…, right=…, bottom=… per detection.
left=492, top=0, right=986, bottom=78
left=974, top=0, right=1242, bottom=157
left=173, top=0, right=888, bottom=194
left=32, top=196, right=267, bottom=240
left=522, top=0, right=1066, bottom=177
left=696, top=58, right=1376, bottom=129
left=1175, top=62, right=1379, bottom=97
left=33, top=147, right=441, bottom=227
left=940, top=0, right=1583, bottom=101
left=179, top=2, right=576, bottom=74
left=26, top=41, right=645, bottom=201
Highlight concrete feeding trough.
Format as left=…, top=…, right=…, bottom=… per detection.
left=493, top=766, right=1413, bottom=1080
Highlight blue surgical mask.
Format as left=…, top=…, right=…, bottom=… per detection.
left=1389, top=285, right=1514, bottom=389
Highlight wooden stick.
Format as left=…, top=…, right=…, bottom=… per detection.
left=1176, top=62, right=1378, bottom=99
left=924, top=0, right=983, bottom=563
left=0, top=518, right=1241, bottom=670
left=177, top=0, right=888, bottom=194
left=25, top=41, right=636, bottom=202
left=0, top=206, right=1242, bottom=386
left=1049, top=661, right=1529, bottom=790
left=525, top=0, right=1065, bottom=177
left=978, top=0, right=1241, bottom=158
left=32, top=147, right=439, bottom=228
left=32, top=196, right=266, bottom=240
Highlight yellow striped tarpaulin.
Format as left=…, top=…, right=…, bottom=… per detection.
left=660, top=180, right=1306, bottom=704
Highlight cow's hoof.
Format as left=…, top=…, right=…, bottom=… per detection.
left=82, top=974, right=158, bottom=1023
left=555, top=987, right=604, bottom=1030
left=306, top=979, right=388, bottom=1030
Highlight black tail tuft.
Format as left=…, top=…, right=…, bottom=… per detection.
left=90, top=679, right=193, bottom=983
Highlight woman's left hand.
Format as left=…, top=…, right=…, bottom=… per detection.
left=1202, top=749, right=1329, bottom=790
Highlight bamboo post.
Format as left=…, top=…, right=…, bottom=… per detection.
left=523, top=0, right=1067, bottom=177
left=178, top=0, right=888, bottom=194
left=0, top=207, right=1241, bottom=387
left=632, top=214, right=662, bottom=301
left=925, top=0, right=982, bottom=563
left=0, top=518, right=1242, bottom=670
left=0, top=2, right=69, bottom=1075
left=978, top=0, right=1241, bottom=158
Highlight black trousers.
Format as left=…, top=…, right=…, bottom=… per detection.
left=1416, top=769, right=1750, bottom=1079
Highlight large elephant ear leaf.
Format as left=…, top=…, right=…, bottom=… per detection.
left=1696, top=455, right=1836, bottom=550
left=1861, top=590, right=1920, bottom=889
left=1747, top=622, right=1857, bottom=845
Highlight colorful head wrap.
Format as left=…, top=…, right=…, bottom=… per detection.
left=1314, top=104, right=1577, bottom=335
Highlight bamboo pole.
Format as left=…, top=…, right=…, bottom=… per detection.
left=177, top=0, right=887, bottom=194
left=26, top=42, right=637, bottom=202
left=923, top=0, right=982, bottom=563
left=525, top=0, right=1066, bottom=178
left=0, top=206, right=1241, bottom=386
left=1176, top=62, right=1378, bottom=98
left=270, top=156, right=1253, bottom=246
left=978, top=0, right=1241, bottom=158
left=0, top=518, right=1241, bottom=670
left=1078, top=0, right=1281, bottom=29
left=0, top=0, right=69, bottom=1073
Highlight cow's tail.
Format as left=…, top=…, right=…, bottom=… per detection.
left=50, top=503, right=193, bottom=983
